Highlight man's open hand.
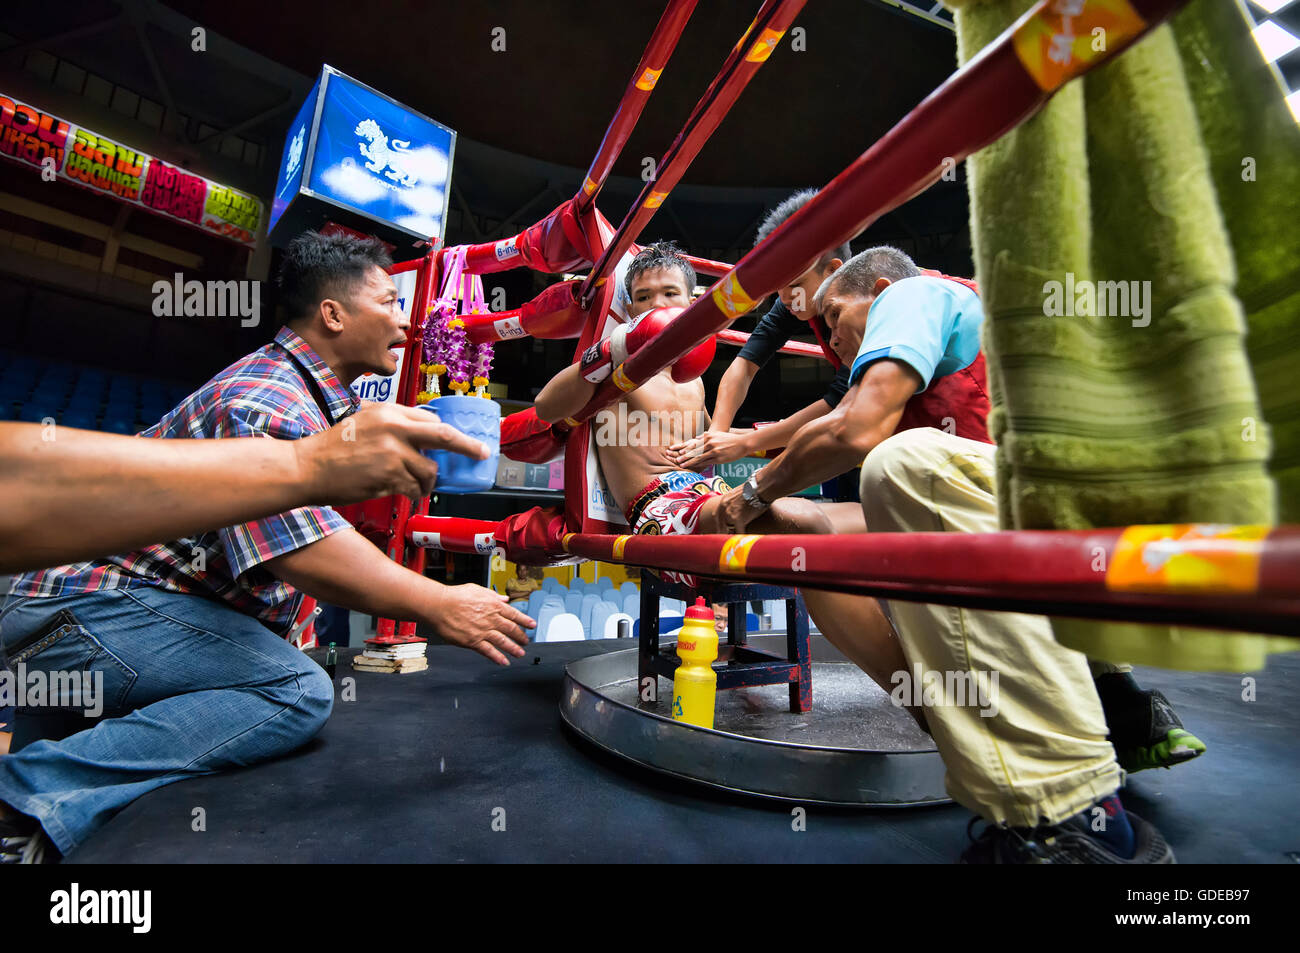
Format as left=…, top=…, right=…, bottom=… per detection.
left=427, top=584, right=535, bottom=665
left=666, top=428, right=752, bottom=470
left=297, top=402, right=489, bottom=504
left=710, top=485, right=760, bottom=535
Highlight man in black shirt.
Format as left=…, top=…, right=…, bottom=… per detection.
left=667, top=190, right=849, bottom=473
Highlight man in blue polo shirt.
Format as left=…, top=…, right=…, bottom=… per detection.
left=713, top=247, right=1189, bottom=863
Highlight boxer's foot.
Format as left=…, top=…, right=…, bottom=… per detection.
left=1096, top=675, right=1206, bottom=773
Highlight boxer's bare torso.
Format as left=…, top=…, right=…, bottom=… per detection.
left=594, top=369, right=707, bottom=509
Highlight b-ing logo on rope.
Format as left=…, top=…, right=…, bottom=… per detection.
left=354, top=118, right=418, bottom=188
left=494, top=316, right=525, bottom=339
left=495, top=236, right=519, bottom=261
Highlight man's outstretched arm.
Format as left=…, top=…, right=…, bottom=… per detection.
left=0, top=402, right=487, bottom=574
left=713, top=359, right=920, bottom=532
left=265, top=527, right=535, bottom=666
left=709, top=357, right=760, bottom=432
left=667, top=396, right=831, bottom=469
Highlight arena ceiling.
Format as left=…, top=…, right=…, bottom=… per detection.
left=1, top=0, right=971, bottom=265
left=162, top=0, right=960, bottom=189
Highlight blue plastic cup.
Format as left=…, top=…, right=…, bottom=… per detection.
left=416, top=396, right=501, bottom=494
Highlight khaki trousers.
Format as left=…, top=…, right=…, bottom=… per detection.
left=861, top=427, right=1120, bottom=825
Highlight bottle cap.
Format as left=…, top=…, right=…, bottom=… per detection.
left=685, top=597, right=713, bottom=622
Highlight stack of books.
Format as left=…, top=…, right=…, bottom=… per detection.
left=352, top=640, right=429, bottom=674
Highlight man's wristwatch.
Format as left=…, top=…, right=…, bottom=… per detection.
left=741, top=471, right=771, bottom=512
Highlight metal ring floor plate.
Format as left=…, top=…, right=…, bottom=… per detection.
left=561, top=635, right=951, bottom=807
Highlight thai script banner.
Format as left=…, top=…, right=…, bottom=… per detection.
left=0, top=93, right=263, bottom=247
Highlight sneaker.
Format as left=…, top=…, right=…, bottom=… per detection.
left=1103, top=687, right=1207, bottom=773
left=961, top=811, right=1175, bottom=864
left=0, top=813, right=58, bottom=864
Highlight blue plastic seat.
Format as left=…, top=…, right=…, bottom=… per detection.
left=564, top=590, right=583, bottom=617
left=659, top=597, right=685, bottom=618
left=579, top=593, right=602, bottom=635
left=622, top=592, right=640, bottom=619
left=18, top=405, right=56, bottom=423
left=632, top=615, right=683, bottom=639
left=534, top=597, right=566, bottom=643
left=589, top=600, right=619, bottom=640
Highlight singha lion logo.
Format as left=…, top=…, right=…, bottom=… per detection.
left=354, top=118, right=418, bottom=187
left=286, top=125, right=304, bottom=180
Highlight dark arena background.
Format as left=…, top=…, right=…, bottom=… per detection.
left=0, top=0, right=1297, bottom=927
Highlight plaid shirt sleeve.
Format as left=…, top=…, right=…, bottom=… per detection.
left=209, top=397, right=352, bottom=581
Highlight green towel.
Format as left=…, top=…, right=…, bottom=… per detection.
left=944, top=0, right=1299, bottom=670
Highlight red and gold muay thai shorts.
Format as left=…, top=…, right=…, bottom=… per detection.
left=625, top=470, right=732, bottom=588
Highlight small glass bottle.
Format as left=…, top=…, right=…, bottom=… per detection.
left=325, top=642, right=338, bottom=680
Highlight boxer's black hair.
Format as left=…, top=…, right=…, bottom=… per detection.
left=624, top=241, right=696, bottom=301
left=279, top=230, right=393, bottom=323
left=755, top=189, right=852, bottom=268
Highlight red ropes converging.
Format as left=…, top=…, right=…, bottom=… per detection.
left=356, top=0, right=1300, bottom=639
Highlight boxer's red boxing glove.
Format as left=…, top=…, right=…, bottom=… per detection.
left=578, top=306, right=684, bottom=383
left=516, top=202, right=590, bottom=274
left=496, top=506, right=566, bottom=564
left=670, top=334, right=715, bottom=383
left=500, top=407, right=568, bottom=463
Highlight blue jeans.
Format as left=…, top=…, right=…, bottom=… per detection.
left=0, top=584, right=333, bottom=855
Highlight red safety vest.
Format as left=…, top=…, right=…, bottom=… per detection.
left=811, top=270, right=992, bottom=445
left=894, top=271, right=992, bottom=445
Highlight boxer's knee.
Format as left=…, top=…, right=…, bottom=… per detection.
left=767, top=496, right=834, bottom=535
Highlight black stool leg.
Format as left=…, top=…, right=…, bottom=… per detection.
left=788, top=592, right=812, bottom=713
left=638, top=574, right=661, bottom=702
left=728, top=600, right=747, bottom=648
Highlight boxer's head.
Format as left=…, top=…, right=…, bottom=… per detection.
left=816, top=246, right=920, bottom=364
left=279, top=231, right=402, bottom=383
left=755, top=189, right=851, bottom=321
left=624, top=241, right=696, bottom=320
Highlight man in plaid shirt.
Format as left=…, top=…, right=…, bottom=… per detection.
left=0, top=231, right=534, bottom=862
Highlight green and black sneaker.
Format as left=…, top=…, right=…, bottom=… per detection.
left=1098, top=679, right=1207, bottom=773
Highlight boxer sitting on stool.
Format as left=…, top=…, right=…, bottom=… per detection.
left=535, top=242, right=846, bottom=588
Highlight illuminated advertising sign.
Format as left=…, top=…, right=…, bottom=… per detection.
left=0, top=94, right=263, bottom=247
left=270, top=76, right=321, bottom=234
left=269, top=65, right=456, bottom=249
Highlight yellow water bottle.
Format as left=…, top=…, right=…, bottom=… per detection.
left=672, top=597, right=719, bottom=728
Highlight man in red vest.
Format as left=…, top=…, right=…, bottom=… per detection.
left=708, top=246, right=1200, bottom=863
left=667, top=192, right=989, bottom=475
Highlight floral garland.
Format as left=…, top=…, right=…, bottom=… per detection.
left=418, top=295, right=495, bottom=402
